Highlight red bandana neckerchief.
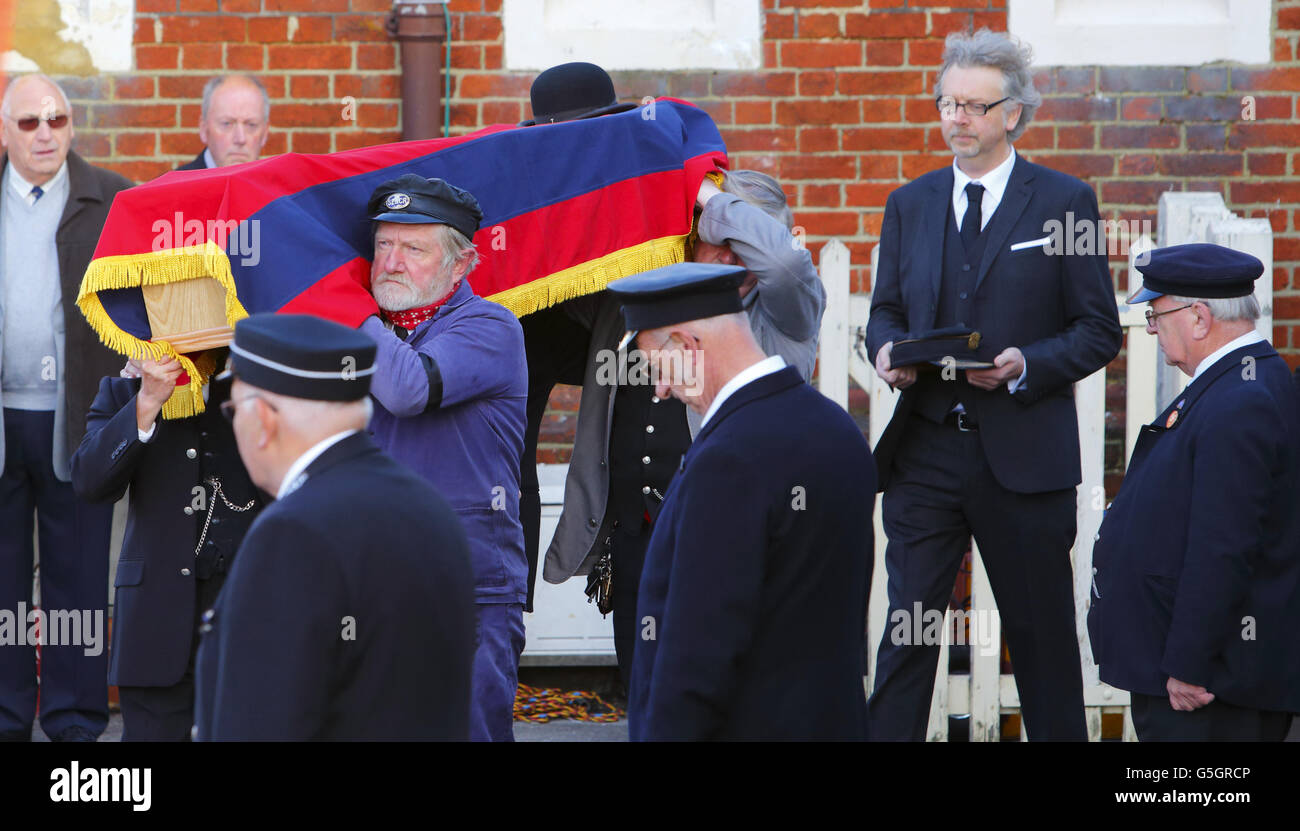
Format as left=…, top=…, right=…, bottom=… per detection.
left=381, top=281, right=461, bottom=331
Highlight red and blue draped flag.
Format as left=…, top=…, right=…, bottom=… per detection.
left=77, top=97, right=728, bottom=417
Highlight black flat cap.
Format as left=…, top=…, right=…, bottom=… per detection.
left=606, top=262, right=748, bottom=350
left=223, top=314, right=377, bottom=401
left=367, top=174, right=483, bottom=239
left=519, top=62, right=637, bottom=126
left=1127, top=243, right=1264, bottom=303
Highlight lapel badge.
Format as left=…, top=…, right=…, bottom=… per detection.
left=1165, top=399, right=1185, bottom=429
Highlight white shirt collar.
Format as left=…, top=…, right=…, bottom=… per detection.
left=203, top=148, right=218, bottom=169
left=7, top=160, right=68, bottom=203
left=275, top=429, right=359, bottom=499
left=952, top=147, right=1017, bottom=229
left=1192, top=329, right=1266, bottom=383
left=700, top=355, right=786, bottom=429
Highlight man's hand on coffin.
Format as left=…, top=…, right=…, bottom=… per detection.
left=136, top=357, right=185, bottom=431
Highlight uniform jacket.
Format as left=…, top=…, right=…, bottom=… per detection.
left=1088, top=341, right=1300, bottom=713
left=71, top=375, right=264, bottom=687
left=627, top=366, right=875, bottom=740
left=194, top=431, right=477, bottom=740
left=543, top=195, right=827, bottom=583
left=363, top=279, right=529, bottom=605
left=176, top=152, right=208, bottom=171
left=0, top=151, right=132, bottom=480
left=865, top=156, right=1122, bottom=494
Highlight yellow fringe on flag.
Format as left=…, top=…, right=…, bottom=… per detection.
left=76, top=242, right=250, bottom=419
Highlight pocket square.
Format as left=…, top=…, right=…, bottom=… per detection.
left=1009, top=236, right=1052, bottom=252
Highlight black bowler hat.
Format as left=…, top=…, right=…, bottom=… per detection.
left=221, top=314, right=377, bottom=401
left=1127, top=243, right=1264, bottom=303
left=606, top=262, right=748, bottom=351
left=519, top=62, right=637, bottom=126
left=367, top=174, right=483, bottom=239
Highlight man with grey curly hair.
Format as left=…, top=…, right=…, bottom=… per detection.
left=866, top=28, right=1122, bottom=740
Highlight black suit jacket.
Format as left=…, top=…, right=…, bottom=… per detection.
left=194, top=431, right=477, bottom=740
left=71, top=376, right=264, bottom=687
left=176, top=151, right=208, bottom=171
left=866, top=155, right=1122, bottom=494
left=628, top=367, right=874, bottom=740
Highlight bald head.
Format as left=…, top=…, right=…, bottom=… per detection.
left=1, top=74, right=75, bottom=186
left=634, top=311, right=767, bottom=414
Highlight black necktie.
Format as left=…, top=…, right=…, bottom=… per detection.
left=30, top=185, right=43, bottom=204
left=960, top=182, right=984, bottom=250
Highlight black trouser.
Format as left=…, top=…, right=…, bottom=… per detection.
left=868, top=416, right=1087, bottom=741
left=609, top=524, right=652, bottom=690
left=118, top=574, right=225, bottom=741
left=1130, top=693, right=1294, bottom=741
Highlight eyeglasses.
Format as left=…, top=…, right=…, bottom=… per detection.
left=6, top=113, right=70, bottom=131
left=1144, top=303, right=1195, bottom=326
left=936, top=96, right=1011, bottom=118
left=220, top=394, right=277, bottom=423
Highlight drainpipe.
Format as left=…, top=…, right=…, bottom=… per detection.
left=387, top=0, right=449, bottom=141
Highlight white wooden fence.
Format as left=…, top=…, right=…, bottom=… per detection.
left=815, top=192, right=1273, bottom=741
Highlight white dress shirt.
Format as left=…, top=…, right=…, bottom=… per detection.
left=203, top=148, right=218, bottom=169
left=701, top=355, right=786, bottom=429
left=1192, top=330, right=1266, bottom=383
left=276, top=429, right=359, bottom=499
left=8, top=160, right=68, bottom=206
left=952, top=147, right=1017, bottom=233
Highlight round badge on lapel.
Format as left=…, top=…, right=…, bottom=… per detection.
left=1166, top=409, right=1179, bottom=428
left=385, top=193, right=411, bottom=210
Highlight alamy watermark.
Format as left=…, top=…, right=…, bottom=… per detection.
left=889, top=602, right=1001, bottom=657
left=1036, top=212, right=1154, bottom=265
left=0, top=603, right=104, bottom=657
left=151, top=212, right=262, bottom=267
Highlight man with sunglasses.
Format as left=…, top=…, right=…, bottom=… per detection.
left=1088, top=244, right=1300, bottom=741
left=865, top=30, right=1122, bottom=740
left=0, top=73, right=133, bottom=741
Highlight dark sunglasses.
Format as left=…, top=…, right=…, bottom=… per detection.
left=9, top=113, right=69, bottom=131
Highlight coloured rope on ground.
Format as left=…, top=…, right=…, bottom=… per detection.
left=514, top=684, right=625, bottom=723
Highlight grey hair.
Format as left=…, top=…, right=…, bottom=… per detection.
left=201, top=74, right=270, bottom=123
left=1168, top=294, right=1261, bottom=324
left=435, top=223, right=480, bottom=275
left=1, top=73, right=72, bottom=119
left=935, top=28, right=1041, bottom=142
left=721, top=169, right=794, bottom=231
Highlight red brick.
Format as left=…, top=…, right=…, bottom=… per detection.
left=859, top=154, right=899, bottom=179
left=929, top=12, right=974, bottom=36
left=696, top=100, right=732, bottom=125
left=135, top=44, right=180, bottom=70
left=456, top=73, right=532, bottom=99
left=266, top=0, right=347, bottom=10
left=248, top=17, right=289, bottom=42
left=482, top=101, right=523, bottom=124
left=1229, top=123, right=1300, bottom=149
left=1014, top=125, right=1053, bottom=151
left=93, top=103, right=176, bottom=128
left=291, top=131, right=333, bottom=154
left=764, top=41, right=777, bottom=68
left=780, top=0, right=864, bottom=6
left=794, top=211, right=859, bottom=236
left=359, top=102, right=399, bottom=129
left=227, top=44, right=264, bottom=70
left=777, top=99, right=860, bottom=125
left=462, top=14, right=502, bottom=41
left=335, top=129, right=401, bottom=151
left=133, top=19, right=156, bottom=46
left=1101, top=181, right=1180, bottom=205
left=906, top=38, right=944, bottom=66
left=115, top=132, right=157, bottom=156
left=182, top=0, right=218, bottom=7
left=903, top=97, right=939, bottom=122
left=1039, top=96, right=1119, bottom=121
left=290, top=75, right=331, bottom=99
left=866, top=41, right=904, bottom=67
left=1118, top=96, right=1161, bottom=121
left=802, top=184, right=841, bottom=208
left=1186, top=124, right=1227, bottom=151
left=334, top=74, right=401, bottom=99
left=712, top=72, right=796, bottom=98
left=259, top=76, right=287, bottom=97
left=161, top=132, right=201, bottom=155
left=766, top=11, right=795, bottom=38
left=446, top=0, right=478, bottom=10
left=1157, top=153, right=1243, bottom=177
left=798, top=71, right=837, bottom=96
left=799, top=12, right=843, bottom=38
left=970, top=11, right=1005, bottom=31
left=1252, top=95, right=1294, bottom=120
left=901, top=153, right=947, bottom=178
left=781, top=40, right=862, bottom=68
left=846, top=11, right=926, bottom=39
left=727, top=128, right=797, bottom=152
left=777, top=154, right=857, bottom=180
left=137, top=0, right=176, bottom=10
left=1118, top=154, right=1157, bottom=176
left=160, top=15, right=245, bottom=43
left=266, top=103, right=341, bottom=128
left=844, top=182, right=896, bottom=207
left=861, top=98, right=902, bottom=122
left=263, top=132, right=288, bottom=155
left=158, top=75, right=208, bottom=98
left=837, top=70, right=923, bottom=95
left=1232, top=67, right=1300, bottom=91
left=1187, top=68, right=1229, bottom=93
left=1273, top=36, right=1293, bottom=62
left=114, top=76, right=156, bottom=99
left=1099, top=125, right=1179, bottom=149
left=1099, top=67, right=1183, bottom=92
left=795, top=127, right=837, bottom=153
left=334, top=14, right=389, bottom=42
left=357, top=44, right=397, bottom=70
left=1249, top=152, right=1288, bottom=176
left=484, top=45, right=503, bottom=70
left=868, top=0, right=905, bottom=6
left=106, top=161, right=174, bottom=181
left=1231, top=181, right=1300, bottom=204
left=289, top=16, right=334, bottom=42
left=269, top=44, right=352, bottom=69
left=222, top=0, right=261, bottom=11
left=450, top=44, right=482, bottom=69
left=75, top=132, right=112, bottom=159
left=734, top=101, right=771, bottom=124
left=1047, top=154, right=1114, bottom=178
left=843, top=126, right=925, bottom=152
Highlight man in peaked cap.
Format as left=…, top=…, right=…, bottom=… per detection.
left=610, top=262, right=874, bottom=740
left=358, top=174, right=529, bottom=742
left=193, top=314, right=476, bottom=740
left=1088, top=243, right=1300, bottom=741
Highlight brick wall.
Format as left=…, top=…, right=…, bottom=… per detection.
left=27, top=0, right=1300, bottom=470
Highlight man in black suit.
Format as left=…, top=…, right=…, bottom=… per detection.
left=176, top=74, right=270, bottom=171
left=72, top=350, right=263, bottom=740
left=865, top=29, right=1121, bottom=740
left=612, top=263, right=874, bottom=740
left=194, top=314, right=476, bottom=740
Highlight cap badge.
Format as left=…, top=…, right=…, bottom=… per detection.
left=385, top=193, right=411, bottom=210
